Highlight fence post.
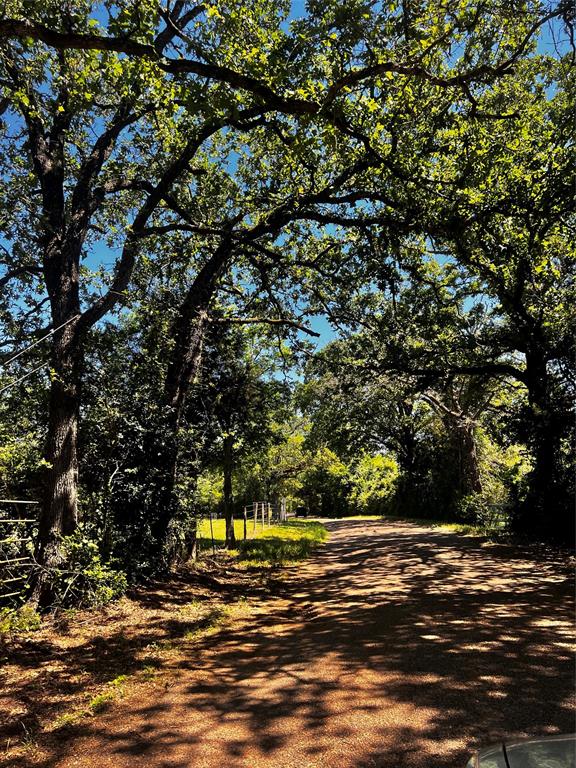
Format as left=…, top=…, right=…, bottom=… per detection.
left=243, top=506, right=247, bottom=540
left=209, top=513, right=216, bottom=556
left=253, top=502, right=257, bottom=534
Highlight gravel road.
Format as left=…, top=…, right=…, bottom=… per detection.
left=50, top=519, right=576, bottom=768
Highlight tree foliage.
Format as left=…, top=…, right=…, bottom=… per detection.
left=0, top=0, right=572, bottom=606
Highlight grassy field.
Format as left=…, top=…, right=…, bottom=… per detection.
left=198, top=518, right=250, bottom=547
left=198, top=518, right=328, bottom=566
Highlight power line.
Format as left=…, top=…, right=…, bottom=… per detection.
left=1, top=314, right=80, bottom=370
left=0, top=361, right=49, bottom=396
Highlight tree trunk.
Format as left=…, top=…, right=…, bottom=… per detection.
left=32, top=316, right=82, bottom=605
left=146, top=310, right=208, bottom=567
left=423, top=391, right=482, bottom=499
left=32, top=216, right=83, bottom=605
left=223, top=434, right=235, bottom=548
left=145, top=240, right=233, bottom=562
left=521, top=347, right=562, bottom=538
left=455, top=420, right=482, bottom=496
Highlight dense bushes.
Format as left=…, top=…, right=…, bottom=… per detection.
left=51, top=533, right=128, bottom=609
left=348, top=453, right=399, bottom=516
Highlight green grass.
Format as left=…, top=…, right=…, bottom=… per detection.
left=52, top=674, right=129, bottom=729
left=183, top=606, right=227, bottom=640
left=198, top=518, right=252, bottom=548
left=197, top=518, right=328, bottom=566
left=238, top=520, right=327, bottom=566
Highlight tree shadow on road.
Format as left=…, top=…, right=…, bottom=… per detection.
left=7, top=519, right=574, bottom=768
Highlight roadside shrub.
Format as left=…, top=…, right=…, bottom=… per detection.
left=458, top=438, right=532, bottom=530
left=52, top=532, right=127, bottom=608
left=0, top=605, right=41, bottom=636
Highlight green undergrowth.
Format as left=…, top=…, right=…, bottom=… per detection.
left=0, top=605, right=41, bottom=637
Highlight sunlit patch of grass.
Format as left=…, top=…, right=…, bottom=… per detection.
left=19, top=721, right=40, bottom=755
left=237, top=520, right=328, bottom=567
left=140, top=664, right=158, bottom=681
left=435, top=522, right=487, bottom=535
left=183, top=606, right=227, bottom=640
left=198, top=518, right=328, bottom=566
left=198, top=518, right=253, bottom=549
left=52, top=674, right=129, bottom=728
left=88, top=688, right=117, bottom=714
left=85, top=674, right=126, bottom=715
left=51, top=710, right=83, bottom=730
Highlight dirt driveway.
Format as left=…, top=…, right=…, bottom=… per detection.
left=35, top=519, right=576, bottom=768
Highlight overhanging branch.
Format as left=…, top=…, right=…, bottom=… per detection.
left=0, top=10, right=562, bottom=119
left=210, top=316, right=320, bottom=337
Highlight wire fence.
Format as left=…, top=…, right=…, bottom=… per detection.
left=0, top=500, right=38, bottom=605
left=241, top=499, right=293, bottom=539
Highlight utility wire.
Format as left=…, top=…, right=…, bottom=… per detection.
left=1, top=314, right=80, bottom=369
left=0, top=361, right=49, bottom=396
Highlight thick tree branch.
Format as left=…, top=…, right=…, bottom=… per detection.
left=210, top=316, right=320, bottom=337
left=0, top=19, right=318, bottom=114
left=374, top=361, right=528, bottom=384
left=0, top=9, right=561, bottom=119
left=76, top=109, right=264, bottom=332
left=136, top=223, right=224, bottom=238
left=155, top=3, right=205, bottom=53
left=72, top=103, right=158, bottom=217
left=0, top=264, right=42, bottom=288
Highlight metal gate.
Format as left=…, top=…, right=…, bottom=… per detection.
left=0, top=500, right=37, bottom=604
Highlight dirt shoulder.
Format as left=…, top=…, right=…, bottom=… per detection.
left=2, top=519, right=574, bottom=768
left=0, top=556, right=282, bottom=765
